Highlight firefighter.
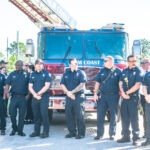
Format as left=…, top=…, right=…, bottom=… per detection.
left=0, top=71, right=6, bottom=135
left=141, top=62, right=150, bottom=146
left=117, top=55, right=141, bottom=145
left=5, top=60, right=30, bottom=136
left=29, top=59, right=51, bottom=138
left=93, top=56, right=121, bottom=140
left=60, top=58, right=87, bottom=139
left=139, top=59, right=150, bottom=138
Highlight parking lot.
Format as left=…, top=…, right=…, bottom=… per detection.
left=0, top=112, right=149, bottom=150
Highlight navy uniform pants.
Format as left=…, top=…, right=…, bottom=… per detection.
left=9, top=95, right=27, bottom=132
left=0, top=97, right=6, bottom=130
left=65, top=94, right=85, bottom=136
left=145, top=102, right=150, bottom=140
left=97, top=93, right=119, bottom=137
left=140, top=94, right=146, bottom=135
left=121, top=96, right=140, bottom=140
left=32, top=94, right=49, bottom=134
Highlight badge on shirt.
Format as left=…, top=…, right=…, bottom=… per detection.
left=23, top=72, right=27, bottom=78
left=12, top=76, right=16, bottom=79
left=133, top=72, right=136, bottom=75
left=48, top=73, right=51, bottom=77
left=42, top=74, right=45, bottom=77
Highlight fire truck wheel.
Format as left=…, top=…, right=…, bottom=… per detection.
left=48, top=109, right=53, bottom=123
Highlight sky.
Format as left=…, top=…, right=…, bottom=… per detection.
left=0, top=0, right=150, bottom=56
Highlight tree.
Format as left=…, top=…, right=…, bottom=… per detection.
left=0, top=52, right=4, bottom=58
left=7, top=41, right=26, bottom=59
left=140, top=39, right=150, bottom=58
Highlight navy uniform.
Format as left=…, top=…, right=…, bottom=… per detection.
left=95, top=67, right=121, bottom=139
left=6, top=69, right=29, bottom=135
left=60, top=68, right=87, bottom=138
left=119, top=67, right=141, bottom=141
left=0, top=73, right=6, bottom=135
left=29, top=69, right=51, bottom=137
left=141, top=71, right=150, bottom=146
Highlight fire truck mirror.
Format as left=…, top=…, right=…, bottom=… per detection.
left=132, top=40, right=141, bottom=57
left=26, top=39, right=34, bottom=57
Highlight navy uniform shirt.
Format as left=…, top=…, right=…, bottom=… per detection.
left=143, top=71, right=150, bottom=94
left=60, top=68, right=87, bottom=94
left=29, top=70, right=51, bottom=93
left=120, top=67, right=142, bottom=95
left=6, top=70, right=29, bottom=95
left=0, top=73, right=5, bottom=96
left=95, top=67, right=121, bottom=93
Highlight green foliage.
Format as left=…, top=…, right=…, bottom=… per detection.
left=0, top=52, right=4, bottom=58
left=7, top=54, right=17, bottom=73
left=140, top=39, right=150, bottom=59
left=7, top=41, right=26, bottom=60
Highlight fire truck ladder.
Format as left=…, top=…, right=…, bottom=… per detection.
left=9, top=0, right=77, bottom=28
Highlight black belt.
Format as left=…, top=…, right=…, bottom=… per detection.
left=12, top=94, right=26, bottom=97
left=101, top=91, right=118, bottom=95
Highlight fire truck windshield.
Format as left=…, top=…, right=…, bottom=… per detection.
left=38, top=31, right=128, bottom=60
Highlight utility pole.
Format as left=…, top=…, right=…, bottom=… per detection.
left=6, top=37, right=9, bottom=60
left=16, top=31, right=19, bottom=59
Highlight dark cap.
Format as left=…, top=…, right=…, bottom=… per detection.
left=0, top=60, right=8, bottom=64
left=35, top=59, right=43, bottom=65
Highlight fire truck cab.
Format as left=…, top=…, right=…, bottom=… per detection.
left=37, top=23, right=129, bottom=117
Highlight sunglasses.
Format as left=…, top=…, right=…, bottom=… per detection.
left=71, top=62, right=78, bottom=66
left=128, top=60, right=136, bottom=63
left=104, top=60, right=109, bottom=62
left=141, top=62, right=148, bottom=65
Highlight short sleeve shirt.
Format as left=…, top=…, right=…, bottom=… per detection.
left=6, top=70, right=29, bottom=95
left=143, top=71, right=150, bottom=94
left=60, top=68, right=87, bottom=94
left=120, top=67, right=142, bottom=94
left=29, top=70, right=51, bottom=93
left=95, top=67, right=121, bottom=93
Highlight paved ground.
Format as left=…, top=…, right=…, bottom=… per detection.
left=0, top=112, right=149, bottom=150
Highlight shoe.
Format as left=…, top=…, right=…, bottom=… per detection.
left=117, top=137, right=130, bottom=143
left=30, top=132, right=40, bottom=137
left=110, top=135, right=115, bottom=140
left=1, top=130, right=5, bottom=135
left=141, top=140, right=150, bottom=146
left=75, top=135, right=84, bottom=139
left=18, top=132, right=26, bottom=136
left=10, top=130, right=17, bottom=136
left=40, top=133, right=49, bottom=138
left=132, top=137, right=140, bottom=145
left=94, top=135, right=102, bottom=140
left=65, top=133, right=76, bottom=138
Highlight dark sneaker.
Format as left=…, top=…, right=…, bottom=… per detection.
left=117, top=137, right=130, bottom=143
left=132, top=137, right=140, bottom=145
left=40, top=133, right=49, bottom=138
left=18, top=132, right=26, bottom=136
left=1, top=130, right=5, bottom=135
left=75, top=135, right=84, bottom=139
left=65, top=133, right=76, bottom=138
left=10, top=130, right=17, bottom=136
left=110, top=135, right=115, bottom=140
left=141, top=140, right=150, bottom=146
left=94, top=135, right=102, bottom=140
left=30, top=132, right=40, bottom=137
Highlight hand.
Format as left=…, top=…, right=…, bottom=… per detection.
left=67, top=91, right=75, bottom=100
left=33, top=93, right=41, bottom=100
left=122, top=92, right=130, bottom=99
left=93, top=94, right=99, bottom=102
left=25, top=95, right=30, bottom=100
left=145, top=94, right=150, bottom=103
left=6, top=93, right=11, bottom=99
